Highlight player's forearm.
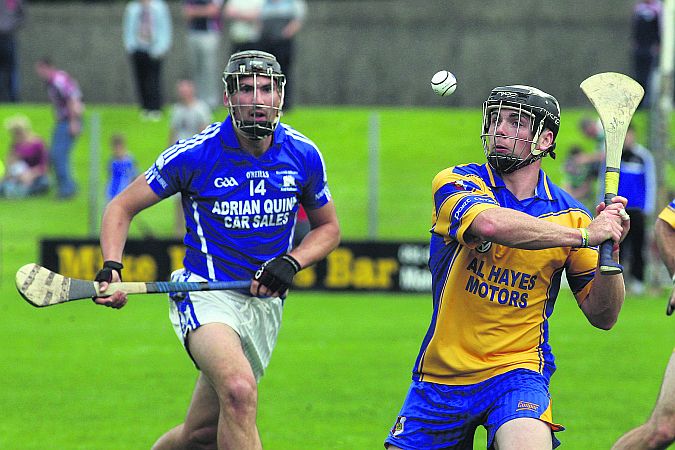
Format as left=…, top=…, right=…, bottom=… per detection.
left=288, top=222, right=340, bottom=269
left=582, top=272, right=625, bottom=329
left=471, top=208, right=583, bottom=250
left=100, top=200, right=133, bottom=263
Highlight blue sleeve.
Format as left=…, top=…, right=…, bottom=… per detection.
left=300, top=147, right=331, bottom=210
left=144, top=144, right=191, bottom=198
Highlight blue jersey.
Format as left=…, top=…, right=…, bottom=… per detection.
left=599, top=143, right=656, bottom=214
left=616, top=143, right=656, bottom=213
left=145, top=117, right=331, bottom=282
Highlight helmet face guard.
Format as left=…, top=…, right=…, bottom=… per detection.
left=480, top=85, right=560, bottom=174
left=222, top=50, right=286, bottom=141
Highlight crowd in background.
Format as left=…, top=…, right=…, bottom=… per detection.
left=0, top=0, right=307, bottom=201
left=0, top=0, right=671, bottom=287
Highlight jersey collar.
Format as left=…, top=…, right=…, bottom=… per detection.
left=484, top=163, right=556, bottom=201
left=221, top=115, right=288, bottom=150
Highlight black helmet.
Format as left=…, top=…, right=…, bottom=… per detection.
left=481, top=85, right=561, bottom=173
left=222, top=50, right=286, bottom=140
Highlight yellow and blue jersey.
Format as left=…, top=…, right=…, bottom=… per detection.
left=658, top=198, right=675, bottom=228
left=413, top=163, right=598, bottom=386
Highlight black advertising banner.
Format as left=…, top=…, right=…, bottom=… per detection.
left=40, top=239, right=432, bottom=293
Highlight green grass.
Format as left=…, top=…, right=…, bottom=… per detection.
left=0, top=104, right=673, bottom=449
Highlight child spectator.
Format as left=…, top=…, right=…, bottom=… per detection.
left=106, top=133, right=137, bottom=201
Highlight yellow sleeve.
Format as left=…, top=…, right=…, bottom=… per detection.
left=658, top=200, right=675, bottom=228
left=431, top=168, right=500, bottom=248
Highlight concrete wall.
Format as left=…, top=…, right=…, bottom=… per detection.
left=15, top=1, right=637, bottom=107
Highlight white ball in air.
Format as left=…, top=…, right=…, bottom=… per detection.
left=431, top=70, right=457, bottom=96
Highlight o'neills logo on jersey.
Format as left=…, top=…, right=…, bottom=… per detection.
left=214, top=177, right=239, bottom=188
left=246, top=170, right=269, bottom=179
left=476, top=241, right=492, bottom=253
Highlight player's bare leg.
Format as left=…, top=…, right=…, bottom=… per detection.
left=153, top=323, right=262, bottom=450
left=152, top=374, right=220, bottom=449
left=493, top=418, right=552, bottom=450
left=612, top=353, right=675, bottom=450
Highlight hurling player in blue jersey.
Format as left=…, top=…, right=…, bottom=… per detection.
left=613, top=199, right=675, bottom=450
left=92, top=50, right=340, bottom=450
left=385, top=85, right=631, bottom=450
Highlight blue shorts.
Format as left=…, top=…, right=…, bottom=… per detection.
left=384, top=369, right=563, bottom=449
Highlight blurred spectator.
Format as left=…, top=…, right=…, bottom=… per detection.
left=123, top=0, right=172, bottom=121
left=0, top=115, right=49, bottom=198
left=561, top=145, right=598, bottom=211
left=168, top=78, right=212, bottom=144
left=601, top=125, right=657, bottom=294
left=579, top=117, right=604, bottom=151
left=631, top=0, right=662, bottom=107
left=35, top=57, right=83, bottom=199
left=224, top=0, right=264, bottom=54
left=106, top=133, right=137, bottom=202
left=182, top=0, right=223, bottom=110
left=257, top=0, right=307, bottom=110
left=168, top=78, right=212, bottom=237
left=0, top=0, right=24, bottom=102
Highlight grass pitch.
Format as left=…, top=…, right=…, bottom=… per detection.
left=0, top=104, right=673, bottom=449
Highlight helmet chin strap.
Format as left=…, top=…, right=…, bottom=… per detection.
left=488, top=127, right=555, bottom=174
left=238, top=121, right=275, bottom=140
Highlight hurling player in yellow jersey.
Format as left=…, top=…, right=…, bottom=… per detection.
left=613, top=199, right=675, bottom=450
left=385, top=85, right=631, bottom=450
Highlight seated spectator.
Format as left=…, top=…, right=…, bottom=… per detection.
left=0, top=115, right=50, bottom=198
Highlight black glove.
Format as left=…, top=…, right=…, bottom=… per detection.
left=253, top=254, right=301, bottom=295
left=95, top=260, right=124, bottom=283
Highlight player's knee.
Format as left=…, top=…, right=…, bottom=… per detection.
left=651, top=416, right=675, bottom=447
left=219, top=373, right=258, bottom=415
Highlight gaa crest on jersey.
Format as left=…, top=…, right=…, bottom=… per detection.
left=214, top=177, right=239, bottom=188
left=476, top=240, right=492, bottom=253
left=391, top=416, right=406, bottom=437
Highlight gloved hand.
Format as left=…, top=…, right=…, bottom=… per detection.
left=93, top=260, right=127, bottom=308
left=95, top=260, right=124, bottom=283
left=253, top=254, right=301, bottom=296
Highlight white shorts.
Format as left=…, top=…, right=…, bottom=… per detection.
left=168, top=269, right=283, bottom=381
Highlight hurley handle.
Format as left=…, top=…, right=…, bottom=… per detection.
left=598, top=193, right=623, bottom=275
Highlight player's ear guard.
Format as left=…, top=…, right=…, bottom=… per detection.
left=95, top=260, right=124, bottom=283
left=254, top=255, right=301, bottom=294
